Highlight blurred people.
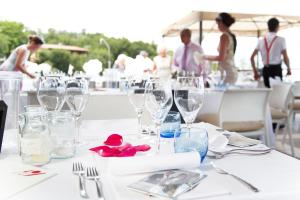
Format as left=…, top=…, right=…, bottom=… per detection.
left=153, top=45, right=172, bottom=80
left=114, top=54, right=134, bottom=73
left=136, top=50, right=154, bottom=74
left=173, top=29, right=204, bottom=76
left=250, top=17, right=291, bottom=88
left=0, top=35, right=44, bottom=79
left=203, top=13, right=238, bottom=85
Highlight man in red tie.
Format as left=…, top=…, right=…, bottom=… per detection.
left=250, top=18, right=291, bottom=88
left=173, top=29, right=204, bottom=76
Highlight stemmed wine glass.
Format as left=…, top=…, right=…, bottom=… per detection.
left=127, top=79, right=147, bottom=138
left=65, top=77, right=89, bottom=144
left=37, top=75, right=66, bottom=112
left=145, top=78, right=173, bottom=152
left=174, top=76, right=205, bottom=133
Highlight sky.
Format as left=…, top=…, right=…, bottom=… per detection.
left=1, top=0, right=300, bottom=69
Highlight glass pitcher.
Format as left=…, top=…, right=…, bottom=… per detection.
left=18, top=111, right=52, bottom=166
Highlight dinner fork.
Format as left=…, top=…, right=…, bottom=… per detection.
left=209, top=148, right=272, bottom=158
left=208, top=150, right=271, bottom=159
left=211, top=163, right=259, bottom=193
left=86, top=167, right=105, bottom=200
left=73, top=162, right=89, bottom=198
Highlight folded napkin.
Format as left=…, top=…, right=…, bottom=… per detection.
left=97, top=152, right=201, bottom=175
left=193, top=123, right=229, bottom=151
left=0, top=159, right=57, bottom=200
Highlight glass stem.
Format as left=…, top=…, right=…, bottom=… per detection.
left=75, top=116, right=80, bottom=143
left=156, top=123, right=161, bottom=153
left=137, top=110, right=143, bottom=136
left=187, top=123, right=192, bottom=138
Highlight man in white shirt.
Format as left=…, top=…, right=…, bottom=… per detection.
left=250, top=18, right=291, bottom=88
left=173, top=29, right=204, bottom=76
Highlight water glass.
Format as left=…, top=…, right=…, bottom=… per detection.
left=37, top=75, right=66, bottom=112
left=47, top=111, right=76, bottom=158
left=127, top=79, right=147, bottom=137
left=65, top=77, right=89, bottom=144
left=160, top=111, right=181, bottom=138
left=24, top=105, right=46, bottom=113
left=174, top=127, right=208, bottom=162
left=145, top=78, right=173, bottom=152
left=159, top=111, right=181, bottom=154
left=174, top=77, right=205, bottom=131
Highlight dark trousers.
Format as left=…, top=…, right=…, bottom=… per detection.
left=262, top=64, right=282, bottom=88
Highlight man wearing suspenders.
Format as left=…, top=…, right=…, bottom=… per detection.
left=250, top=18, right=291, bottom=88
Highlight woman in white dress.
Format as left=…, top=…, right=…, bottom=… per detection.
left=0, top=35, right=44, bottom=79
left=204, top=13, right=238, bottom=84
left=153, top=46, right=172, bottom=80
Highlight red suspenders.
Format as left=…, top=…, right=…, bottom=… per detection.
left=264, top=36, right=278, bottom=66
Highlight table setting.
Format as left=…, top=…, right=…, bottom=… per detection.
left=1, top=75, right=300, bottom=200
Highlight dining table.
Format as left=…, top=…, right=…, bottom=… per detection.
left=1, top=118, right=300, bottom=200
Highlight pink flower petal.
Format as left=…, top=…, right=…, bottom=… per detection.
left=116, top=147, right=137, bottom=157
left=133, top=144, right=151, bottom=152
left=104, top=134, right=123, bottom=146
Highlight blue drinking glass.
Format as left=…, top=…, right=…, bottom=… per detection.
left=174, top=127, right=208, bottom=162
left=160, top=111, right=181, bottom=138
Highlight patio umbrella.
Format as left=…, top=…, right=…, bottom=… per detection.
left=162, top=11, right=300, bottom=43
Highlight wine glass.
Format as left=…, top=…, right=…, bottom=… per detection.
left=65, top=77, right=89, bottom=144
left=127, top=79, right=147, bottom=137
left=145, top=78, right=173, bottom=152
left=174, top=76, right=205, bottom=132
left=37, top=75, right=66, bottom=112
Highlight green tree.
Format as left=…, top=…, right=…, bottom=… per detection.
left=0, top=20, right=157, bottom=72
left=0, top=21, right=28, bottom=56
left=38, top=49, right=71, bottom=73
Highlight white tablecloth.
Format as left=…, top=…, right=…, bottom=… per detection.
left=1, top=119, right=300, bottom=200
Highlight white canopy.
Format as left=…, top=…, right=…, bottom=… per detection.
left=162, top=11, right=300, bottom=40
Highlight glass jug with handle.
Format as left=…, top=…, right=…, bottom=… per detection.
left=18, top=111, right=52, bottom=166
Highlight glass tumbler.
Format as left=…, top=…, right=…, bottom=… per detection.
left=174, top=127, right=208, bottom=162
left=47, top=111, right=76, bottom=158
left=159, top=111, right=181, bottom=154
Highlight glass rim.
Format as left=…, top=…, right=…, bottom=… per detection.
left=180, top=127, right=207, bottom=132
left=167, top=111, right=180, bottom=116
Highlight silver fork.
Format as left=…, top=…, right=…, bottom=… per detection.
left=86, top=167, right=104, bottom=200
left=211, top=163, right=259, bottom=193
left=73, top=162, right=89, bottom=198
left=209, top=148, right=272, bottom=158
left=208, top=150, right=271, bottom=159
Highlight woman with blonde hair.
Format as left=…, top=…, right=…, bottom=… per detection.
left=0, top=35, right=44, bottom=79
left=153, top=45, right=172, bottom=80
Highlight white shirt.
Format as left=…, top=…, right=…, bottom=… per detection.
left=173, top=42, right=204, bottom=75
left=256, top=32, right=286, bottom=65
left=0, top=45, right=30, bottom=71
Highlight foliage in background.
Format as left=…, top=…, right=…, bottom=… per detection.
left=0, top=22, right=157, bottom=72
left=0, top=21, right=28, bottom=57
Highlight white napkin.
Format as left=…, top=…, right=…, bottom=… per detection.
left=97, top=152, right=201, bottom=175
left=193, top=123, right=229, bottom=152
left=0, top=159, right=57, bottom=200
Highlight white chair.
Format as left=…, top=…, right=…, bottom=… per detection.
left=269, top=83, right=294, bottom=156
left=218, top=89, right=271, bottom=146
left=288, top=82, right=300, bottom=127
